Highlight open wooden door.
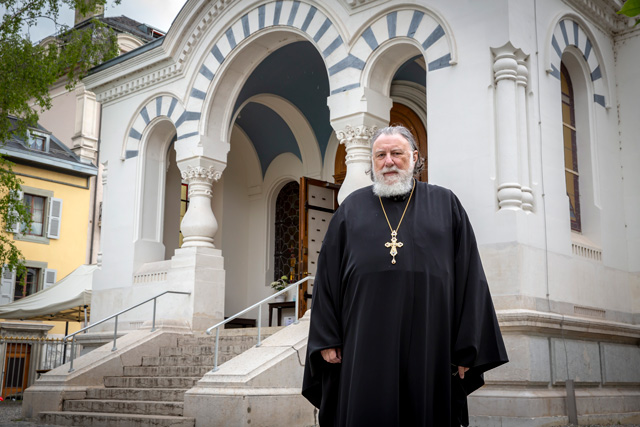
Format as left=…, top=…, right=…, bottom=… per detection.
left=297, top=178, right=340, bottom=318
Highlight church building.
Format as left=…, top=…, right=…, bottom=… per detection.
left=23, top=0, right=640, bottom=425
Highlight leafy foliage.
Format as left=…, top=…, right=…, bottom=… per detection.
left=0, top=0, right=120, bottom=274
left=618, top=0, right=640, bottom=26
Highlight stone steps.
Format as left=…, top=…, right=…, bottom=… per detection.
left=41, top=411, right=195, bottom=427
left=86, top=387, right=189, bottom=402
left=158, top=344, right=254, bottom=356
left=141, top=354, right=235, bottom=366
left=123, top=365, right=211, bottom=377
left=41, top=327, right=283, bottom=426
left=104, top=376, right=201, bottom=389
left=64, top=399, right=184, bottom=416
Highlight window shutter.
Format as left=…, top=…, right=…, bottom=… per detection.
left=43, top=269, right=57, bottom=290
left=47, top=198, right=63, bottom=239
left=6, top=190, right=23, bottom=233
left=0, top=267, right=16, bottom=305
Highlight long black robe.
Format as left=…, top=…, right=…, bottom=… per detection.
left=302, top=182, right=508, bottom=427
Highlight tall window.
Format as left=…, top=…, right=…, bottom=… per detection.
left=22, top=194, right=46, bottom=236
left=13, top=267, right=40, bottom=300
left=274, top=182, right=299, bottom=281
left=561, top=63, right=581, bottom=232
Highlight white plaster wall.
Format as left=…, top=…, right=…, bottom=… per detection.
left=615, top=30, right=640, bottom=274
left=220, top=129, right=252, bottom=316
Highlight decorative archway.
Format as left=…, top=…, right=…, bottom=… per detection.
left=123, top=95, right=186, bottom=159
left=547, top=16, right=608, bottom=108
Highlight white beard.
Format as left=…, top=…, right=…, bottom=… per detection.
left=372, top=164, right=414, bottom=197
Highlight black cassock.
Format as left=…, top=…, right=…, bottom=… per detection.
left=302, top=182, right=508, bottom=427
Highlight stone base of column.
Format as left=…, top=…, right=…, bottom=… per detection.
left=170, top=246, right=226, bottom=332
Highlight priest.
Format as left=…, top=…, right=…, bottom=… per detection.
left=302, top=125, right=508, bottom=426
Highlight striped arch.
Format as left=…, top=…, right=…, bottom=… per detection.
left=548, top=17, right=607, bottom=108
left=184, top=1, right=352, bottom=145
left=351, top=9, right=455, bottom=77
left=124, top=95, right=187, bottom=159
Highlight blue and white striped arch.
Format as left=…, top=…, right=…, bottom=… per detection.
left=350, top=9, right=454, bottom=78
left=549, top=18, right=606, bottom=108
left=185, top=1, right=353, bottom=145
left=124, top=95, right=187, bottom=159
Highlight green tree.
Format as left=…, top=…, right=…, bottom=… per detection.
left=618, top=0, right=640, bottom=26
left=0, top=0, right=120, bottom=276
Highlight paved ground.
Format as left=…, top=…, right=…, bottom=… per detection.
left=0, top=402, right=62, bottom=427
left=1, top=401, right=638, bottom=427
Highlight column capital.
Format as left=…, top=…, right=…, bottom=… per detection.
left=491, top=42, right=527, bottom=84
left=336, top=124, right=378, bottom=147
left=180, top=165, right=222, bottom=184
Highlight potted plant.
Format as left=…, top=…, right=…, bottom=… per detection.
left=269, top=275, right=289, bottom=302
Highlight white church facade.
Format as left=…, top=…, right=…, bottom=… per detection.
left=24, top=0, right=640, bottom=425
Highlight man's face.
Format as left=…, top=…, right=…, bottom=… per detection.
left=371, top=133, right=418, bottom=186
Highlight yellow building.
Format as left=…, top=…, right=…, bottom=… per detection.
left=0, top=117, right=97, bottom=334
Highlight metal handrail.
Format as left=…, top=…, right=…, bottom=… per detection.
left=63, top=290, right=191, bottom=373
left=205, top=275, right=314, bottom=372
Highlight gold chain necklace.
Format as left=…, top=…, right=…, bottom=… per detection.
left=378, top=179, right=415, bottom=264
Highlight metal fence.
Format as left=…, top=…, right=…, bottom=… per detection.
left=0, top=335, right=76, bottom=400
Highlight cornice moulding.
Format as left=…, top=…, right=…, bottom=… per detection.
left=497, top=309, right=640, bottom=343
left=563, top=0, right=634, bottom=35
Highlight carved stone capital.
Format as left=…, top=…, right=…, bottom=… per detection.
left=336, top=125, right=378, bottom=147
left=180, top=166, right=222, bottom=183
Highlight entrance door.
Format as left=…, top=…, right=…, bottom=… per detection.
left=297, top=178, right=340, bottom=318
left=2, top=342, right=31, bottom=399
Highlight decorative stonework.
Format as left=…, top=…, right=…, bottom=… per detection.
left=563, top=0, right=634, bottom=34
left=336, top=124, right=377, bottom=165
left=492, top=42, right=523, bottom=211
left=181, top=166, right=223, bottom=183
left=180, top=164, right=222, bottom=248
left=547, top=17, right=608, bottom=108
left=123, top=95, right=192, bottom=160
left=176, top=0, right=239, bottom=67
left=338, top=0, right=388, bottom=13
left=95, top=64, right=182, bottom=104
left=336, top=124, right=377, bottom=204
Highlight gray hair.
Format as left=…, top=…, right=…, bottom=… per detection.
left=368, top=125, right=425, bottom=179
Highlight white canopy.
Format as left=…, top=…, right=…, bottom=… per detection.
left=0, top=264, right=96, bottom=322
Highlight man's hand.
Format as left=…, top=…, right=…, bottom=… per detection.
left=321, top=347, right=342, bottom=363
left=458, top=366, right=470, bottom=379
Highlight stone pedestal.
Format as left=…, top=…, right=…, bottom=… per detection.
left=169, top=246, right=225, bottom=332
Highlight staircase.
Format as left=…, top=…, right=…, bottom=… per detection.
left=40, top=327, right=282, bottom=427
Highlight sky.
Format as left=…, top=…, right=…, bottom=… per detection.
left=14, top=0, right=187, bottom=42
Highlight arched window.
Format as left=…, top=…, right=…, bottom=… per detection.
left=274, top=181, right=299, bottom=281
left=561, top=63, right=581, bottom=232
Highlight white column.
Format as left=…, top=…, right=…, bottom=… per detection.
left=492, top=42, right=522, bottom=211
left=335, top=124, right=378, bottom=204
left=172, top=155, right=227, bottom=331
left=328, top=87, right=392, bottom=204
left=516, top=52, right=534, bottom=212
left=71, top=85, right=100, bottom=164
left=180, top=165, right=222, bottom=248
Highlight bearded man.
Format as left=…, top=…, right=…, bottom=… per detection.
left=302, top=126, right=508, bottom=426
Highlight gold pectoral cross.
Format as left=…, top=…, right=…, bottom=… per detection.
left=385, top=230, right=403, bottom=264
